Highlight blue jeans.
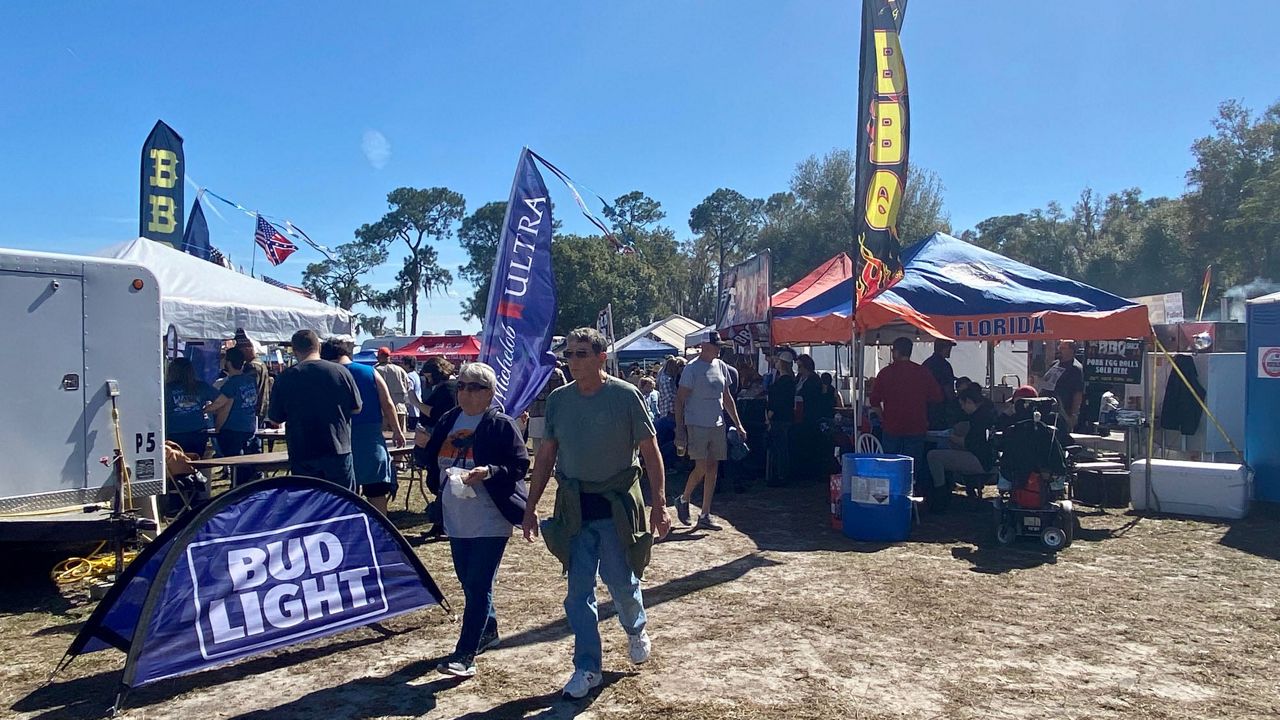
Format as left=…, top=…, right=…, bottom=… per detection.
left=291, top=453, right=356, bottom=492
left=449, top=536, right=507, bottom=659
left=564, top=518, right=647, bottom=673
left=217, top=430, right=260, bottom=488
left=881, top=433, right=925, bottom=490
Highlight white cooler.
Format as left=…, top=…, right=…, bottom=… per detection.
left=1129, top=459, right=1251, bottom=519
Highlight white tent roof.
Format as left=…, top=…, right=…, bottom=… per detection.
left=96, top=238, right=355, bottom=343
left=610, top=314, right=707, bottom=354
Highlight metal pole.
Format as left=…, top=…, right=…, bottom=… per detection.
left=854, top=332, right=865, bottom=429
left=986, top=340, right=995, bottom=391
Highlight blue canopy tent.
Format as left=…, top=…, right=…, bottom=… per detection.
left=772, top=233, right=1151, bottom=344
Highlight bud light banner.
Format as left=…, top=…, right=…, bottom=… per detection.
left=58, top=477, right=447, bottom=708
left=140, top=119, right=185, bottom=248
left=480, top=148, right=557, bottom=418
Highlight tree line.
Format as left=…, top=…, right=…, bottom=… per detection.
left=963, top=99, right=1280, bottom=312
left=302, top=98, right=1279, bottom=337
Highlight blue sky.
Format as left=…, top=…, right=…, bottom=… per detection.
left=2, top=2, right=1278, bottom=335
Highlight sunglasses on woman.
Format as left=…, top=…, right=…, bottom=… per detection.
left=458, top=382, right=491, bottom=392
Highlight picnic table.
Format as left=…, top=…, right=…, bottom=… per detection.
left=190, top=443, right=413, bottom=473
left=207, top=427, right=398, bottom=452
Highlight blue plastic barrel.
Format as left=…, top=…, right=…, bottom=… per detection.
left=841, top=453, right=913, bottom=542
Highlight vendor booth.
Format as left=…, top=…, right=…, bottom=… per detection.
left=390, top=334, right=482, bottom=363
left=611, top=314, right=706, bottom=355
left=614, top=336, right=679, bottom=364
left=772, top=233, right=1150, bottom=345
left=97, top=238, right=356, bottom=342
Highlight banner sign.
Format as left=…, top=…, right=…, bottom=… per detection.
left=597, top=303, right=619, bottom=376
left=140, top=120, right=185, bottom=248
left=182, top=196, right=211, bottom=261
left=596, top=303, right=614, bottom=343
left=718, top=251, right=772, bottom=329
left=853, top=0, right=909, bottom=307
left=1130, top=292, right=1184, bottom=325
left=1084, top=340, right=1145, bottom=384
left=480, top=148, right=557, bottom=417
left=1258, top=347, right=1280, bottom=379
left=951, top=315, right=1048, bottom=340
left=60, top=477, right=447, bottom=703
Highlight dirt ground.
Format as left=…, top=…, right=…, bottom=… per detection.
left=3, top=472, right=1278, bottom=720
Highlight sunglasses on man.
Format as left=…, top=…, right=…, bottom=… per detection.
left=562, top=349, right=598, bottom=359
left=457, top=382, right=491, bottom=392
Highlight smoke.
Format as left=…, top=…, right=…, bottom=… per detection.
left=1223, top=277, right=1280, bottom=299
left=1220, top=277, right=1280, bottom=322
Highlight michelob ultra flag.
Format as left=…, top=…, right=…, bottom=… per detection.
left=853, top=0, right=909, bottom=306
left=140, top=120, right=185, bottom=248
left=479, top=148, right=558, bottom=418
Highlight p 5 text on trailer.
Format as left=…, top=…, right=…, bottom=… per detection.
left=0, top=248, right=165, bottom=540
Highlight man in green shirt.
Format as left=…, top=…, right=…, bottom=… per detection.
left=523, top=327, right=671, bottom=700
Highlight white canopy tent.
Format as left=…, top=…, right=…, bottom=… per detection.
left=612, top=314, right=707, bottom=355
left=97, top=238, right=355, bottom=343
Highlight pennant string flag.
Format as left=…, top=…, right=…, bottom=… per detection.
left=200, top=188, right=333, bottom=260
left=526, top=150, right=634, bottom=255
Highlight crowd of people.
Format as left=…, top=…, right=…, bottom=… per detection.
left=161, top=327, right=670, bottom=697
left=868, top=336, right=1086, bottom=511
left=160, top=325, right=1088, bottom=697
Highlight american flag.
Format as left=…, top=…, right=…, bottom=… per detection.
left=254, top=215, right=298, bottom=266
left=263, top=275, right=315, bottom=299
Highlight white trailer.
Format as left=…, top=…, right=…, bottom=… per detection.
left=0, top=248, right=165, bottom=541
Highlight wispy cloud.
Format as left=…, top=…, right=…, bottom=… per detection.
left=361, top=129, right=391, bottom=170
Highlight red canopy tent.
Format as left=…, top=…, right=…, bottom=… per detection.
left=390, top=335, right=482, bottom=362
left=770, top=253, right=854, bottom=345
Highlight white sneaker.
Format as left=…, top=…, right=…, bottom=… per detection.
left=562, top=669, right=602, bottom=699
left=628, top=629, right=651, bottom=664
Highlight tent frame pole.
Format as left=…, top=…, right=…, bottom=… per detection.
left=854, top=330, right=865, bottom=430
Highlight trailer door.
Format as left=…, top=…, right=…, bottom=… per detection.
left=0, top=270, right=86, bottom=507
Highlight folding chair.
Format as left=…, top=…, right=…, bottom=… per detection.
left=855, top=433, right=883, bottom=455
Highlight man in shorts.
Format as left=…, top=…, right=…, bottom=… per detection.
left=674, top=330, right=746, bottom=530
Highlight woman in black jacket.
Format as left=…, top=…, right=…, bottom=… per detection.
left=417, top=362, right=529, bottom=679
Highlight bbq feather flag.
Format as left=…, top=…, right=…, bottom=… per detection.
left=853, top=0, right=910, bottom=307
left=254, top=215, right=298, bottom=266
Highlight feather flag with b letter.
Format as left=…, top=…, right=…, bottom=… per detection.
left=140, top=120, right=185, bottom=248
